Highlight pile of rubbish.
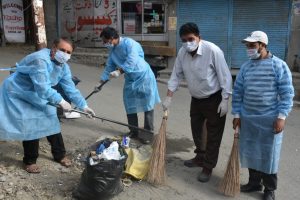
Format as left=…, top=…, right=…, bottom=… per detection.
left=89, top=137, right=130, bottom=166
left=73, top=138, right=128, bottom=200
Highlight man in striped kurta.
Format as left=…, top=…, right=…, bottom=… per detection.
left=232, top=31, right=294, bottom=200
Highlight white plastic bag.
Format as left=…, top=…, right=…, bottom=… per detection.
left=99, top=141, right=121, bottom=160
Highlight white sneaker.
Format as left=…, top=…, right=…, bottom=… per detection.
left=64, top=111, right=81, bottom=119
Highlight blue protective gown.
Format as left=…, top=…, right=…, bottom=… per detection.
left=101, top=37, right=161, bottom=114
left=0, top=48, right=87, bottom=141
left=232, top=54, right=294, bottom=174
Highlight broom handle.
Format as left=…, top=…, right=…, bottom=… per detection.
left=234, top=127, right=239, bottom=138
left=163, top=110, right=168, bottom=119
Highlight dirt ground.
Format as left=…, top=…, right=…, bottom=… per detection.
left=0, top=122, right=208, bottom=200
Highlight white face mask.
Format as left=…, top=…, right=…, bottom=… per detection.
left=247, top=48, right=261, bottom=59
left=54, top=50, right=71, bottom=64
left=183, top=41, right=199, bottom=52
left=104, top=42, right=114, bottom=49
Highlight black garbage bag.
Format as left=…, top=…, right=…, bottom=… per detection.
left=73, top=139, right=128, bottom=200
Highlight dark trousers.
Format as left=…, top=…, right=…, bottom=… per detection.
left=127, top=110, right=154, bottom=134
left=190, top=90, right=226, bottom=169
left=248, top=168, right=277, bottom=192
left=22, top=133, right=66, bottom=165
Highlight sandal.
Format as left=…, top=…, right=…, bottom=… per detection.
left=24, top=164, right=40, bottom=174
left=59, top=157, right=72, bottom=168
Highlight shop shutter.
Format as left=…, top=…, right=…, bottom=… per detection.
left=231, top=0, right=291, bottom=68
left=176, top=0, right=231, bottom=62
left=176, top=0, right=291, bottom=68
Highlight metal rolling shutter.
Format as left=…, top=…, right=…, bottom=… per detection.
left=176, top=0, right=230, bottom=62
left=231, top=0, right=291, bottom=68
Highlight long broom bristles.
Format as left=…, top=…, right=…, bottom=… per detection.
left=147, top=111, right=168, bottom=185
left=218, top=132, right=240, bottom=197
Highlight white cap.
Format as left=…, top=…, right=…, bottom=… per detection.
left=242, top=31, right=268, bottom=45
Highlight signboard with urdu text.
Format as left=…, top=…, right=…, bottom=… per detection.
left=1, top=0, right=25, bottom=43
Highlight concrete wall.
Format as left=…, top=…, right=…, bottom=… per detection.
left=167, top=0, right=177, bottom=70
left=43, top=0, right=57, bottom=47
left=287, top=0, right=300, bottom=70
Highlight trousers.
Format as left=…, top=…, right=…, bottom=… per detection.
left=127, top=110, right=154, bottom=134
left=190, top=90, right=226, bottom=169
left=22, top=133, right=66, bottom=165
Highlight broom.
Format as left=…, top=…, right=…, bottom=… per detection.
left=147, top=110, right=168, bottom=185
left=218, top=127, right=240, bottom=197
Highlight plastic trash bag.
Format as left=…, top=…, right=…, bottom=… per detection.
left=124, top=145, right=152, bottom=180
left=100, top=141, right=121, bottom=161
left=73, top=139, right=128, bottom=200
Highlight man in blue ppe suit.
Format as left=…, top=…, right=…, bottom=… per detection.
left=232, top=31, right=294, bottom=200
left=96, top=27, right=160, bottom=144
left=0, top=37, right=95, bottom=173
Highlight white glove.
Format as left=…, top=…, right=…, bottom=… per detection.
left=162, top=96, right=172, bottom=111
left=110, top=70, right=121, bottom=78
left=83, top=107, right=96, bottom=118
left=217, top=99, right=229, bottom=117
left=59, top=99, right=72, bottom=111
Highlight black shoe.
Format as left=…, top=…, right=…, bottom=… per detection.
left=184, top=156, right=203, bottom=168
left=197, top=167, right=212, bottom=183
left=263, top=190, right=275, bottom=200
left=240, top=183, right=263, bottom=193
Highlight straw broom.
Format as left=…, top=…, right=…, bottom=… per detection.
left=147, top=111, right=168, bottom=185
left=218, top=127, right=240, bottom=197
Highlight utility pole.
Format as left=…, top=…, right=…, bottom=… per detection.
left=32, top=0, right=46, bottom=50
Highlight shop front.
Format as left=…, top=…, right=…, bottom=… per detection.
left=60, top=0, right=170, bottom=46
left=177, top=0, right=292, bottom=68
left=119, top=0, right=168, bottom=42
left=60, top=0, right=175, bottom=75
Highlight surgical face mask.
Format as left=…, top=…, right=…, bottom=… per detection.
left=182, top=40, right=199, bottom=52
left=54, top=50, right=71, bottom=64
left=247, top=48, right=261, bottom=59
left=104, top=42, right=114, bottom=49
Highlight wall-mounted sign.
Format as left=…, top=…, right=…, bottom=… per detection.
left=61, top=0, right=117, bottom=47
left=168, top=17, right=177, bottom=31
left=1, top=0, right=25, bottom=43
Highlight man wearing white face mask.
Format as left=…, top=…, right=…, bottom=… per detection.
left=96, top=27, right=160, bottom=144
left=0, top=37, right=95, bottom=173
left=162, top=23, right=232, bottom=182
left=232, top=31, right=294, bottom=200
